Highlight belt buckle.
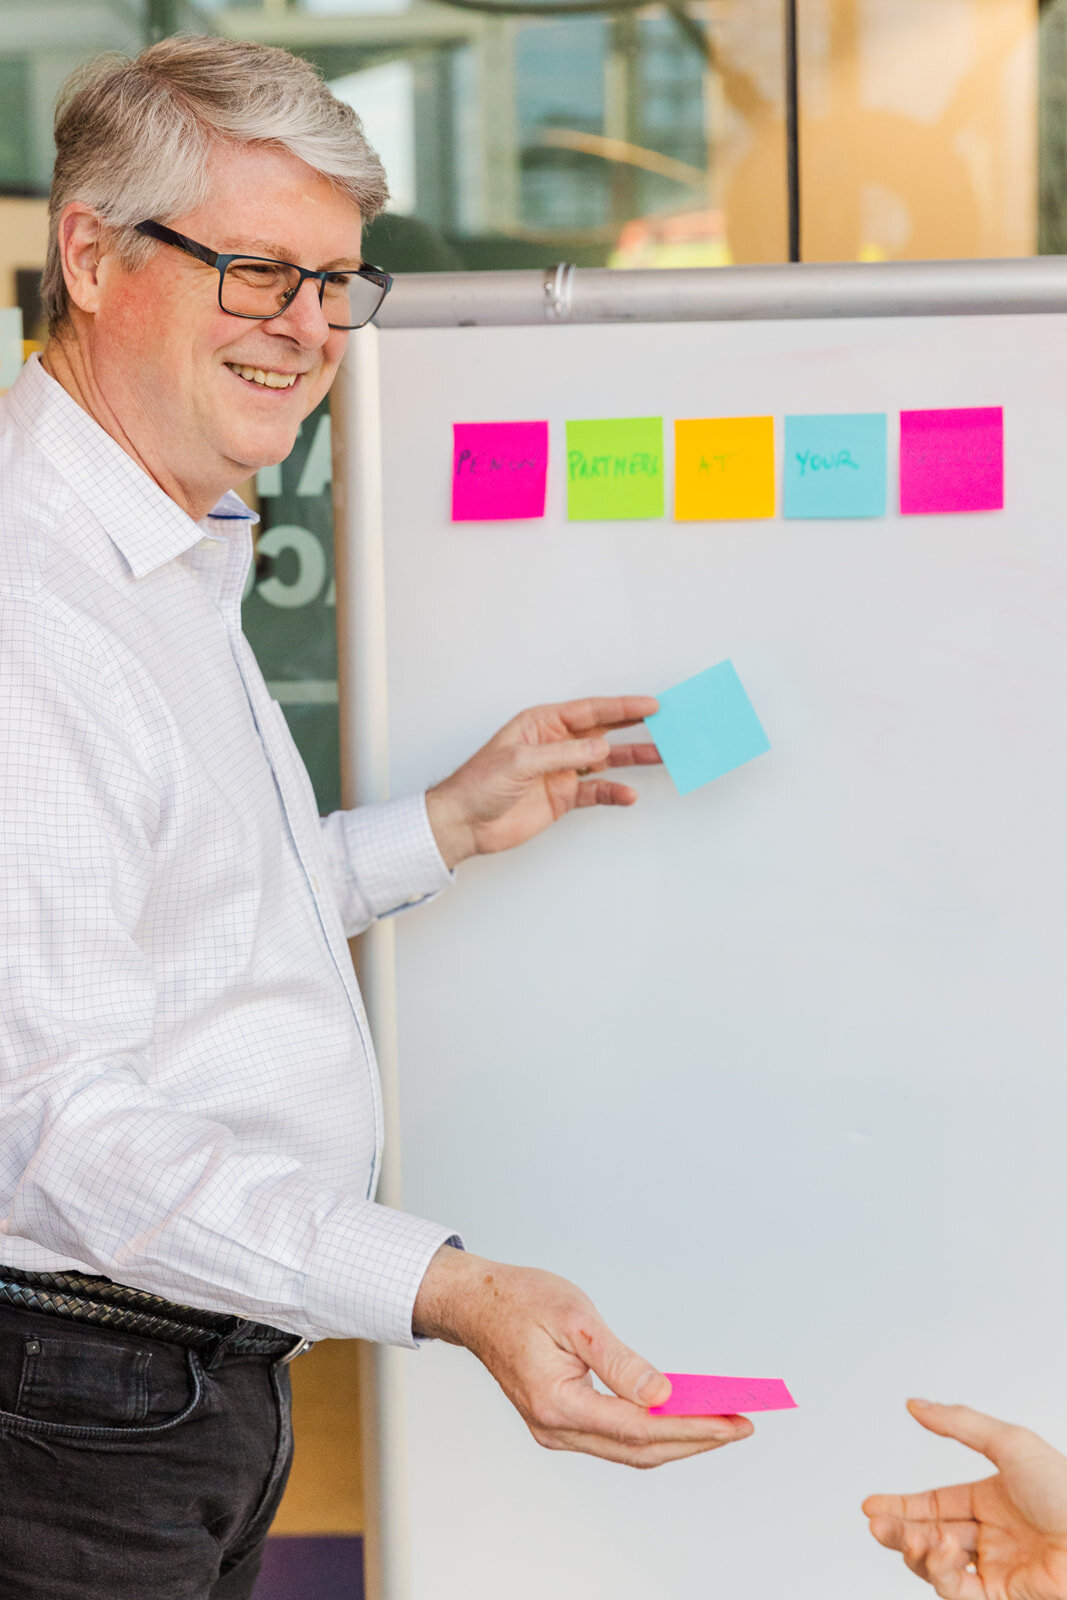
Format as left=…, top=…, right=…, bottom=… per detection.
left=277, top=1334, right=312, bottom=1365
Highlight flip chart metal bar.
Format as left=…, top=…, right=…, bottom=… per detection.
left=374, top=255, right=1067, bottom=329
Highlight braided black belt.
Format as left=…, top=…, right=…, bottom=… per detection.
left=0, top=1267, right=310, bottom=1363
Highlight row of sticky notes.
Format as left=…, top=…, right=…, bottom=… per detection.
left=451, top=408, right=1004, bottom=523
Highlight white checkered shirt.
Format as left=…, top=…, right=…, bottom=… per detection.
left=0, top=356, right=459, bottom=1345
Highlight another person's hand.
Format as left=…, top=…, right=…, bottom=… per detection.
left=412, top=1245, right=753, bottom=1469
left=424, top=697, right=661, bottom=869
left=864, top=1399, right=1067, bottom=1599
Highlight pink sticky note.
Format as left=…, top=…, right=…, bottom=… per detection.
left=649, top=1374, right=796, bottom=1416
left=452, top=421, right=549, bottom=521
left=900, top=406, right=1004, bottom=515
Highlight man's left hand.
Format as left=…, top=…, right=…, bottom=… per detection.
left=425, top=696, right=661, bottom=870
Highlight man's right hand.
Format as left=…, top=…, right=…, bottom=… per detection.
left=864, top=1400, right=1067, bottom=1599
left=411, top=1245, right=753, bottom=1469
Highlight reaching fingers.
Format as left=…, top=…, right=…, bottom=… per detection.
left=605, top=742, right=662, bottom=769
left=866, top=1511, right=979, bottom=1556
left=575, top=780, right=638, bottom=808
left=527, top=1381, right=752, bottom=1468
left=864, top=1485, right=981, bottom=1527
left=908, top=1401, right=1038, bottom=1473
left=547, top=696, right=660, bottom=736
left=511, top=738, right=611, bottom=782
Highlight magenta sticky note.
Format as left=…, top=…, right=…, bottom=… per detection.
left=452, top=421, right=549, bottom=521
left=649, top=1374, right=796, bottom=1416
left=899, top=406, right=1004, bottom=515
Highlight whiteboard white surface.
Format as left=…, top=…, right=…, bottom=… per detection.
left=363, top=313, right=1067, bottom=1599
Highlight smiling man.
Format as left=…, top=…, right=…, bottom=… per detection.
left=0, top=36, right=750, bottom=1600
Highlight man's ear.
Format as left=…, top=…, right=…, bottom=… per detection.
left=57, top=204, right=110, bottom=316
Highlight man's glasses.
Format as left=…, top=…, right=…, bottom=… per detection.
left=134, top=221, right=392, bottom=331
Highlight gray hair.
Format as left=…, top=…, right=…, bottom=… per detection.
left=43, top=33, right=389, bottom=335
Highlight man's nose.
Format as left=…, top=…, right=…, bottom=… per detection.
left=268, top=275, right=331, bottom=344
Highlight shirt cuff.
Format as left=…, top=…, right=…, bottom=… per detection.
left=334, top=793, right=454, bottom=933
left=303, top=1198, right=463, bottom=1346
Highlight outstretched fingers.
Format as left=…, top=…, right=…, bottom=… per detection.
left=534, top=1379, right=752, bottom=1467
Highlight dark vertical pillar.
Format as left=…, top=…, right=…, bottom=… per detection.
left=1040, top=0, right=1067, bottom=256
left=785, top=0, right=801, bottom=262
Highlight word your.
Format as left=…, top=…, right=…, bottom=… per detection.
left=568, top=450, right=660, bottom=481
left=795, top=449, right=859, bottom=475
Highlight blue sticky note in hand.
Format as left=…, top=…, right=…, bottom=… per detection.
left=784, top=413, right=887, bottom=519
left=646, top=661, right=770, bottom=796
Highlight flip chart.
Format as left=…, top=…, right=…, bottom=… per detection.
left=566, top=417, right=664, bottom=520
left=899, top=406, right=1004, bottom=514
left=674, top=416, right=775, bottom=520
left=784, top=413, right=887, bottom=518
left=649, top=1374, right=797, bottom=1416
left=645, top=660, right=770, bottom=796
left=451, top=421, right=548, bottom=520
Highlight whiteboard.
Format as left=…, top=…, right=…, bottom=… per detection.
left=344, top=308, right=1067, bottom=1600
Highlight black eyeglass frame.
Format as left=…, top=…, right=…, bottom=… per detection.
left=134, top=220, right=393, bottom=330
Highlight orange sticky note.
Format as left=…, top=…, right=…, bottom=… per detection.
left=674, top=416, right=776, bottom=521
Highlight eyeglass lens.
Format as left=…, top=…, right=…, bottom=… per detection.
left=221, top=258, right=382, bottom=328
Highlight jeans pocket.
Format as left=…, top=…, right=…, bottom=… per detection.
left=0, top=1320, right=207, bottom=1441
left=16, top=1333, right=152, bottom=1426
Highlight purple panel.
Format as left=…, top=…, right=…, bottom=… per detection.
left=251, top=1535, right=364, bottom=1600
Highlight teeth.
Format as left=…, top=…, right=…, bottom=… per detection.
left=228, top=364, right=298, bottom=389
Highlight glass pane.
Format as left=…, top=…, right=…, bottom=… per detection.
left=798, top=0, right=1039, bottom=261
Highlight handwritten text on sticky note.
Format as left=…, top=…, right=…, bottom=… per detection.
left=649, top=1374, right=796, bottom=1416
left=645, top=660, right=770, bottom=797
left=784, top=413, right=887, bottom=519
left=451, top=421, right=549, bottom=521
left=674, top=416, right=775, bottom=521
left=899, top=406, right=1004, bottom=515
left=566, top=417, right=664, bottom=520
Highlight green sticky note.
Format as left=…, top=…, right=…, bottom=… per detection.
left=566, top=417, right=664, bottom=520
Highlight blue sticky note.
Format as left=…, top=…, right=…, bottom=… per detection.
left=646, top=661, right=770, bottom=796
left=784, top=413, right=887, bottom=519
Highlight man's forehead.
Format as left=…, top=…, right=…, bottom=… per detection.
left=195, top=144, right=363, bottom=266
left=217, top=235, right=363, bottom=269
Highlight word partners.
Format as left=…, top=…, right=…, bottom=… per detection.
left=674, top=416, right=775, bottom=521
left=784, top=414, right=887, bottom=519
left=899, top=406, right=1003, bottom=514
left=565, top=417, right=664, bottom=520
left=451, top=420, right=549, bottom=521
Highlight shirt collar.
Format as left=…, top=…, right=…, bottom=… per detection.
left=6, top=354, right=260, bottom=578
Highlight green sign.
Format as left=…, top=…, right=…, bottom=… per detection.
left=242, top=396, right=342, bottom=814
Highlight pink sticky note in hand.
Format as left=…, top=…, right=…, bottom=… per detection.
left=649, top=1374, right=796, bottom=1416
left=900, top=406, right=1004, bottom=515
left=452, top=421, right=549, bottom=521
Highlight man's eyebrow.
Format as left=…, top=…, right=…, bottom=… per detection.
left=230, top=238, right=363, bottom=270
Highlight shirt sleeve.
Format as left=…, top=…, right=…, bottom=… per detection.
left=0, top=595, right=456, bottom=1345
left=318, top=794, right=455, bottom=937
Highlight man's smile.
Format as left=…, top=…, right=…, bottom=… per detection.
left=224, top=362, right=301, bottom=390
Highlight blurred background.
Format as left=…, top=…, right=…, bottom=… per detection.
left=1, top=0, right=1059, bottom=319
left=0, top=2, right=1061, bottom=1596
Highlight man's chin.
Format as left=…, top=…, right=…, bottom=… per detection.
left=223, top=426, right=303, bottom=480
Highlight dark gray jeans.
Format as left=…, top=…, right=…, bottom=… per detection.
left=0, top=1301, right=294, bottom=1599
